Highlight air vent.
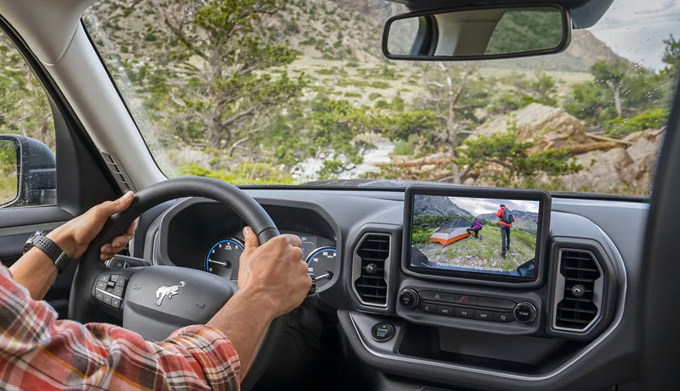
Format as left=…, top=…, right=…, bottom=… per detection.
left=352, top=233, right=391, bottom=307
left=553, top=249, right=603, bottom=332
left=100, top=151, right=136, bottom=192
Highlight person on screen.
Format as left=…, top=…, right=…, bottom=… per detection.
left=466, top=218, right=483, bottom=239
left=496, top=204, right=515, bottom=258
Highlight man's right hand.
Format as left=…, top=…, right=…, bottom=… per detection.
left=237, top=226, right=312, bottom=319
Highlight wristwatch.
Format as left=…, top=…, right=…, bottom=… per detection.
left=23, top=231, right=71, bottom=273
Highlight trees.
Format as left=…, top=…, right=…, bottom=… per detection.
left=590, top=59, right=628, bottom=116
left=662, top=34, right=679, bottom=79
left=110, top=0, right=304, bottom=151
left=565, top=57, right=666, bottom=133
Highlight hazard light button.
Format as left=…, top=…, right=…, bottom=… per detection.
left=454, top=294, right=478, bottom=305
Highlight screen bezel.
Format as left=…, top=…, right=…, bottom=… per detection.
left=402, top=186, right=551, bottom=288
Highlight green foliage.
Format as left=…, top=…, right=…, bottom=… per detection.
left=0, top=141, right=17, bottom=204
left=393, top=137, right=417, bottom=156
left=662, top=34, right=680, bottom=79
left=486, top=9, right=563, bottom=55
left=176, top=163, right=294, bottom=185
left=262, top=96, right=379, bottom=178
left=565, top=58, right=666, bottom=129
left=605, top=108, right=669, bottom=138
left=107, top=0, right=304, bottom=150
left=456, top=123, right=581, bottom=186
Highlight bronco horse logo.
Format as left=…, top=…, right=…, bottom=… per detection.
left=155, top=281, right=186, bottom=306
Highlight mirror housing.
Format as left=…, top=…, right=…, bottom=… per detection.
left=383, top=4, right=571, bottom=61
left=0, top=135, right=56, bottom=207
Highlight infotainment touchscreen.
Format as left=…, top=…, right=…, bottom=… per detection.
left=404, top=187, right=550, bottom=284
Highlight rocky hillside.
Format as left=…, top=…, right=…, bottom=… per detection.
left=414, top=196, right=473, bottom=217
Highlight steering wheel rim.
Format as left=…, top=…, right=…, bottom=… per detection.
left=68, top=177, right=281, bottom=387
left=69, top=176, right=279, bottom=321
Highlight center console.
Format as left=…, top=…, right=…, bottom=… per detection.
left=344, top=185, right=626, bottom=387
left=397, top=187, right=550, bottom=334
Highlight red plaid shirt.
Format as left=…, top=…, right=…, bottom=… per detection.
left=0, top=264, right=240, bottom=390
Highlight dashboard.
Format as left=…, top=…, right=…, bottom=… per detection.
left=127, top=188, right=644, bottom=391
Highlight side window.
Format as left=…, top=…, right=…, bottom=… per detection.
left=0, top=31, right=56, bottom=208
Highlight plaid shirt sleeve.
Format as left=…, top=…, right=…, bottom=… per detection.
left=0, top=264, right=241, bottom=391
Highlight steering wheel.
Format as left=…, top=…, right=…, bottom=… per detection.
left=68, top=177, right=281, bottom=387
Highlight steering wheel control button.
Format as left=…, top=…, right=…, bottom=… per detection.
left=371, top=322, right=395, bottom=342
left=514, top=302, right=537, bottom=323
left=398, top=288, right=419, bottom=309
left=455, top=307, right=474, bottom=319
left=93, top=273, right=127, bottom=309
left=494, top=312, right=514, bottom=323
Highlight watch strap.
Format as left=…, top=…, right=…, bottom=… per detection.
left=26, top=232, right=71, bottom=273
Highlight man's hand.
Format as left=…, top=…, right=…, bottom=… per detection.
left=209, top=227, right=311, bottom=377
left=47, top=191, right=139, bottom=260
left=237, top=226, right=312, bottom=318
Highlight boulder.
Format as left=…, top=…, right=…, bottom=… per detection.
left=556, top=129, right=664, bottom=194
left=470, top=103, right=589, bottom=152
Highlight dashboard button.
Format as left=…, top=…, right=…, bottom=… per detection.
left=474, top=310, right=493, bottom=321
left=398, top=289, right=419, bottom=309
left=420, top=291, right=455, bottom=303
left=514, top=302, right=537, bottom=323
left=371, top=322, right=395, bottom=342
left=455, top=307, right=474, bottom=319
left=418, top=302, right=438, bottom=314
left=476, top=297, right=515, bottom=310
left=494, top=312, right=514, bottom=323
left=438, top=305, right=454, bottom=317
left=454, top=295, right=478, bottom=305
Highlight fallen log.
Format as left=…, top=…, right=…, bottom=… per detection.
left=587, top=133, right=633, bottom=146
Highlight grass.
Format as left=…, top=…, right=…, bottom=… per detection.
left=414, top=225, right=536, bottom=272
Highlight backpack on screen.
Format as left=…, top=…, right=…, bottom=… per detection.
left=502, top=210, right=513, bottom=224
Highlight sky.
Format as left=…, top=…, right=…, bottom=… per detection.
left=448, top=196, right=539, bottom=216
left=589, top=0, right=680, bottom=70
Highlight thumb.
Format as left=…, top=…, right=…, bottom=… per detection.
left=242, top=226, right=259, bottom=255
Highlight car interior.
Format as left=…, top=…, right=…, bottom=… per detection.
left=0, top=0, right=678, bottom=390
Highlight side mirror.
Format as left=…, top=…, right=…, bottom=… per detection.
left=0, top=135, right=56, bottom=208
left=383, top=5, right=570, bottom=61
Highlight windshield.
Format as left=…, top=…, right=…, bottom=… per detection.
left=83, top=0, right=678, bottom=195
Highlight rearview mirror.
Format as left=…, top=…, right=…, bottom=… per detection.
left=383, top=5, right=570, bottom=61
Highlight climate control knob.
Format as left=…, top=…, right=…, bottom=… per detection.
left=513, top=302, right=537, bottom=323
left=398, top=288, right=419, bottom=309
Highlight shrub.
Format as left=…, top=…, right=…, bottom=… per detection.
left=605, top=108, right=668, bottom=138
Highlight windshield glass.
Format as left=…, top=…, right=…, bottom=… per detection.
left=83, top=0, right=678, bottom=195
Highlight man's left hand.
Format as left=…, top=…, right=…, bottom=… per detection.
left=47, top=191, right=138, bottom=261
